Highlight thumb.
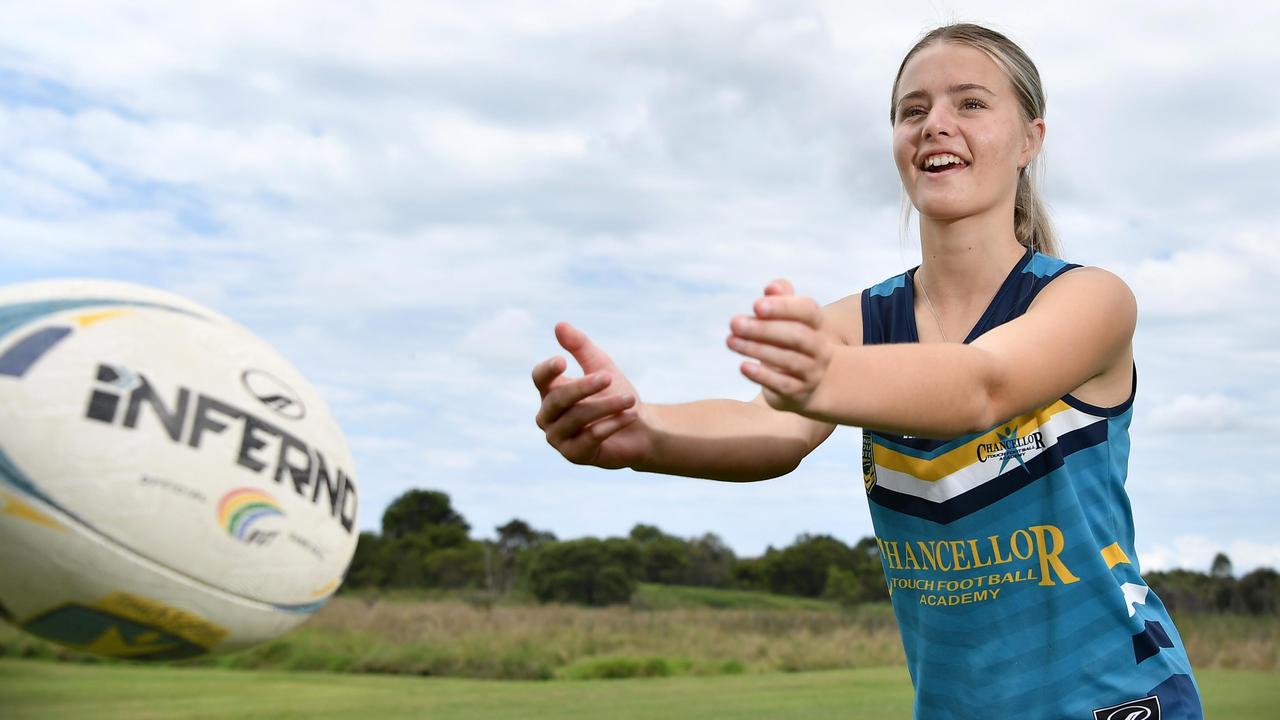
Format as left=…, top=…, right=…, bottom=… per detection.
left=764, top=278, right=795, bottom=296
left=554, top=321, right=617, bottom=373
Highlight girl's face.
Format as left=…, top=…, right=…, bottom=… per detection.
left=891, top=42, right=1043, bottom=224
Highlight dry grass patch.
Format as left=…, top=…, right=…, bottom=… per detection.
left=298, top=597, right=904, bottom=678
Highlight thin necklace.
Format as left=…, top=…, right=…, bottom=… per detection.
left=917, top=248, right=1026, bottom=344
left=916, top=271, right=949, bottom=343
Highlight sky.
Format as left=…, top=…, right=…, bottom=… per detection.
left=1, top=1, right=1277, bottom=574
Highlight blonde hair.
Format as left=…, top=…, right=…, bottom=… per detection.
left=890, top=23, right=1059, bottom=257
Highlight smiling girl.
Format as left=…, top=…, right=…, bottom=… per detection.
left=533, top=22, right=1201, bottom=719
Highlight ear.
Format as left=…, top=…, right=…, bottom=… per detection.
left=1019, top=117, right=1046, bottom=169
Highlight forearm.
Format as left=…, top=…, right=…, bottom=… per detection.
left=803, top=343, right=999, bottom=439
left=630, top=399, right=807, bottom=482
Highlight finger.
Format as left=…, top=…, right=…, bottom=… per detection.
left=741, top=360, right=803, bottom=397
left=545, top=391, right=636, bottom=446
left=764, top=279, right=794, bottom=296
left=727, top=334, right=812, bottom=376
left=537, top=371, right=614, bottom=429
left=532, top=355, right=567, bottom=396
left=731, top=315, right=821, bottom=356
left=755, top=295, right=821, bottom=328
left=755, top=280, right=793, bottom=318
left=561, top=408, right=641, bottom=460
left=554, top=321, right=617, bottom=376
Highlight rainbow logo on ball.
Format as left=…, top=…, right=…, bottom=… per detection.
left=217, top=488, right=284, bottom=542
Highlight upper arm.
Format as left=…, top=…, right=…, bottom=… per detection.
left=747, top=294, right=862, bottom=463
left=969, top=266, right=1136, bottom=423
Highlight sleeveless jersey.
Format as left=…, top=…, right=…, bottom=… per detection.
left=860, top=248, right=1203, bottom=719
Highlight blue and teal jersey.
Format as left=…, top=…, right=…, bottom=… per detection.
left=860, top=247, right=1203, bottom=719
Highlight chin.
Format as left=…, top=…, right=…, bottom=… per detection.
left=913, top=198, right=977, bottom=222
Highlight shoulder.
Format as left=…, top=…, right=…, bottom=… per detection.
left=820, top=292, right=864, bottom=348
left=1018, top=263, right=1138, bottom=368
left=1031, top=264, right=1137, bottom=324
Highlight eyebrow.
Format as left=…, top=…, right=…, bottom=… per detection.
left=896, top=83, right=997, bottom=110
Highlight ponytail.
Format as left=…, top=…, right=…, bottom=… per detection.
left=1015, top=163, right=1059, bottom=257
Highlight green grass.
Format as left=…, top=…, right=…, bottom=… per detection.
left=0, top=659, right=911, bottom=719
left=1, top=659, right=1276, bottom=719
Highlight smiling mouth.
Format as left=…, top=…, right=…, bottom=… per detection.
left=921, top=163, right=966, bottom=177
left=919, top=153, right=969, bottom=175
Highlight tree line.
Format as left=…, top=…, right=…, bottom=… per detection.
left=343, top=489, right=1279, bottom=614
left=342, top=489, right=885, bottom=606
left=1146, top=553, right=1279, bottom=615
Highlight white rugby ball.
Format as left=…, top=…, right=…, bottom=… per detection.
left=0, top=279, right=358, bottom=659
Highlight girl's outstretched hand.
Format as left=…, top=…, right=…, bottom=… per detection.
left=727, top=279, right=835, bottom=415
left=532, top=322, right=652, bottom=470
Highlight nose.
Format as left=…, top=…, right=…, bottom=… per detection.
left=923, top=106, right=955, bottom=139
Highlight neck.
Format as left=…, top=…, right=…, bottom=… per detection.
left=916, top=207, right=1026, bottom=306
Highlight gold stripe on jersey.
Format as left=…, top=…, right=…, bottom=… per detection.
left=873, top=400, right=1075, bottom=482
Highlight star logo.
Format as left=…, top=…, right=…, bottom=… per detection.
left=995, top=425, right=1029, bottom=473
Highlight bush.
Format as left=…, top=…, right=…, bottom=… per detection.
left=763, top=535, right=860, bottom=598
left=527, top=538, right=640, bottom=606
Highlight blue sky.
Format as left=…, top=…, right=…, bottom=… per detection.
left=2, top=1, right=1277, bottom=573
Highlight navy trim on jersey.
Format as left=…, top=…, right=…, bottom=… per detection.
left=1063, top=364, right=1139, bottom=418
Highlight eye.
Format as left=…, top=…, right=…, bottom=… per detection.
left=899, top=106, right=926, bottom=120
left=961, top=98, right=986, bottom=110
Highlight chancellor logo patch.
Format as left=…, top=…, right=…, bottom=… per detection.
left=975, top=424, right=1044, bottom=473
left=1092, top=694, right=1160, bottom=720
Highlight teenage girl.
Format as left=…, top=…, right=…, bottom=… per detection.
left=533, top=22, right=1202, bottom=719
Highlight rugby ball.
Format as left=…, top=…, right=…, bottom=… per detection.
left=0, top=279, right=358, bottom=659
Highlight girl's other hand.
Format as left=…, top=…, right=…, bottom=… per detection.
left=727, top=279, right=835, bottom=414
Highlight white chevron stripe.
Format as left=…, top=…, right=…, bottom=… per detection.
left=872, top=407, right=1103, bottom=503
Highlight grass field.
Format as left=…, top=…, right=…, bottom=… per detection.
left=1, top=659, right=1277, bottom=719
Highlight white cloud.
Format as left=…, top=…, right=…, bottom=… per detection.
left=16, top=147, right=109, bottom=196
left=455, top=307, right=541, bottom=367
left=347, top=435, right=412, bottom=453
left=415, top=109, right=589, bottom=180
left=423, top=448, right=477, bottom=471
left=1130, top=234, right=1280, bottom=321
left=1147, top=393, right=1246, bottom=433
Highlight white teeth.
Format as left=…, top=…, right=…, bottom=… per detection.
left=923, top=154, right=965, bottom=169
